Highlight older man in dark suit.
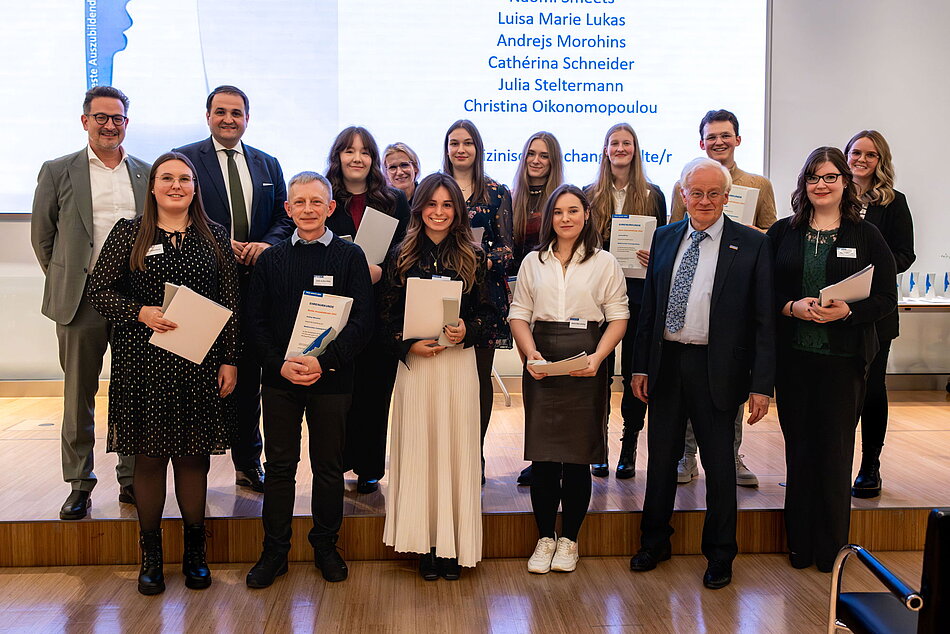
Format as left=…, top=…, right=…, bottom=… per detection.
left=629, top=157, right=775, bottom=589
left=31, top=86, right=150, bottom=519
left=175, top=85, right=293, bottom=493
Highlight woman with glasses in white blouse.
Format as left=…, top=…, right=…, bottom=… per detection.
left=509, top=184, right=629, bottom=574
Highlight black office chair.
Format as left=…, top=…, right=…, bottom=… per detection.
left=828, top=507, right=948, bottom=633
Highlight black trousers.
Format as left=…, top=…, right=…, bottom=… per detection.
left=260, top=386, right=350, bottom=554
left=342, top=341, right=399, bottom=481
left=619, top=302, right=647, bottom=438
left=776, top=349, right=864, bottom=568
left=858, top=339, right=892, bottom=451
left=231, top=271, right=263, bottom=472
left=641, top=342, right=739, bottom=563
left=475, top=346, right=495, bottom=467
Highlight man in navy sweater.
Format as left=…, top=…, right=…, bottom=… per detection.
left=244, top=172, right=373, bottom=588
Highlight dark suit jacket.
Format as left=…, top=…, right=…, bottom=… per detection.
left=31, top=148, right=150, bottom=325
left=767, top=216, right=897, bottom=369
left=174, top=137, right=293, bottom=245
left=633, top=215, right=776, bottom=411
left=864, top=189, right=915, bottom=341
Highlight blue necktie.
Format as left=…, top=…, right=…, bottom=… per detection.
left=665, top=230, right=708, bottom=333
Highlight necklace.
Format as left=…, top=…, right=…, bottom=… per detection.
left=809, top=215, right=840, bottom=256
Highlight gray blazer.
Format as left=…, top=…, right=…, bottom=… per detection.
left=31, top=148, right=150, bottom=325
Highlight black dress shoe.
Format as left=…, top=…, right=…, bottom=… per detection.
left=60, top=490, right=90, bottom=520
left=314, top=545, right=348, bottom=582
left=419, top=550, right=439, bottom=581
left=517, top=465, right=533, bottom=486
left=629, top=548, right=671, bottom=572
left=590, top=463, right=609, bottom=477
left=236, top=467, right=265, bottom=493
left=703, top=560, right=732, bottom=589
left=788, top=551, right=812, bottom=569
left=356, top=477, right=379, bottom=494
left=246, top=551, right=289, bottom=588
left=118, top=485, right=136, bottom=505
left=615, top=454, right=636, bottom=479
left=437, top=557, right=461, bottom=580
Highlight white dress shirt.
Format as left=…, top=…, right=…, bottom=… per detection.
left=662, top=213, right=725, bottom=345
left=509, top=245, right=629, bottom=326
left=87, top=145, right=136, bottom=270
left=212, top=137, right=253, bottom=238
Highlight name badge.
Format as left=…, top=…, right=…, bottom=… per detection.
left=432, top=275, right=452, bottom=281
left=146, top=244, right=164, bottom=257
left=313, top=275, right=333, bottom=286
left=837, top=248, right=857, bottom=259
left=569, top=318, right=588, bottom=330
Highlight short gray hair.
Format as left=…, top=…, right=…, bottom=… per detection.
left=680, top=157, right=732, bottom=193
left=287, top=171, right=333, bottom=200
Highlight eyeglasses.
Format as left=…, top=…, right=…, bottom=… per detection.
left=290, top=200, right=328, bottom=210
left=686, top=190, right=725, bottom=202
left=805, top=173, right=842, bottom=184
left=157, top=175, right=194, bottom=185
left=703, top=133, right=735, bottom=143
left=386, top=162, right=413, bottom=173
left=848, top=149, right=880, bottom=161
left=88, top=113, right=128, bottom=126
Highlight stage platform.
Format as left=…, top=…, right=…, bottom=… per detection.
left=1, top=391, right=947, bottom=567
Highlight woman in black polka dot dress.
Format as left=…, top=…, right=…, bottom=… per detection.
left=87, top=152, right=240, bottom=595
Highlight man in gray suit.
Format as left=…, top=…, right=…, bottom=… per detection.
left=31, top=86, right=150, bottom=520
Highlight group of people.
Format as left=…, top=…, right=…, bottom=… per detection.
left=30, top=84, right=913, bottom=595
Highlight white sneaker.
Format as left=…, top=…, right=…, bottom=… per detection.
left=736, top=454, right=759, bottom=487
left=550, top=537, right=579, bottom=572
left=527, top=537, right=557, bottom=574
left=677, top=454, right=699, bottom=484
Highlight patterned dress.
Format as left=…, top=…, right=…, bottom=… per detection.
left=87, top=218, right=240, bottom=457
left=466, top=177, right=513, bottom=349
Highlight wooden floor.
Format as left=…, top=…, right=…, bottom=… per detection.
left=0, top=551, right=925, bottom=633
left=1, top=390, right=947, bottom=522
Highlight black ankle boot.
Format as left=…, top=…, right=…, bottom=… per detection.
left=138, top=529, right=165, bottom=595
left=616, top=430, right=639, bottom=479
left=182, top=524, right=212, bottom=589
left=851, top=447, right=882, bottom=498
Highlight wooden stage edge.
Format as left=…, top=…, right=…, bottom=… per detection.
left=0, top=507, right=930, bottom=567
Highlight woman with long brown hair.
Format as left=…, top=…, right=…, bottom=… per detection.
left=585, top=123, right=667, bottom=479
left=379, top=173, right=497, bottom=580
left=442, top=119, right=513, bottom=481
left=844, top=130, right=915, bottom=498
left=767, top=147, right=896, bottom=572
left=325, top=126, right=411, bottom=494
left=87, top=152, right=240, bottom=595
left=511, top=131, right=565, bottom=265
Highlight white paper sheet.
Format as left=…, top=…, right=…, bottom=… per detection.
left=609, top=215, right=657, bottom=279
left=819, top=264, right=874, bottom=307
left=723, top=185, right=759, bottom=226
left=527, top=352, right=589, bottom=376
left=284, top=291, right=353, bottom=359
left=403, top=277, right=463, bottom=340
left=354, top=207, right=399, bottom=264
left=149, top=284, right=233, bottom=365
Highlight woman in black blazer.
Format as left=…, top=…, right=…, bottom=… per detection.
left=326, top=126, right=411, bottom=494
left=844, top=130, right=915, bottom=498
left=767, top=147, right=896, bottom=572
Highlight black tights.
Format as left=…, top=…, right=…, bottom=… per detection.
left=134, top=454, right=211, bottom=532
left=529, top=462, right=592, bottom=542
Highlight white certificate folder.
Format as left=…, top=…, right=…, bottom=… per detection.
left=403, top=277, right=463, bottom=340
left=284, top=291, right=353, bottom=359
left=819, top=264, right=874, bottom=307
left=149, top=283, right=233, bottom=365
left=354, top=207, right=399, bottom=265
left=609, top=215, right=656, bottom=279
left=723, top=185, right=759, bottom=226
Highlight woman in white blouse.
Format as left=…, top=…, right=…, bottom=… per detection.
left=509, top=184, right=629, bottom=574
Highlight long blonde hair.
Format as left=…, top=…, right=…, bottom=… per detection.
left=587, top=123, right=654, bottom=241
left=394, top=173, right=480, bottom=292
left=845, top=130, right=896, bottom=206
left=511, top=131, right=564, bottom=245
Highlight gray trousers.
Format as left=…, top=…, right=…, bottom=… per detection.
left=684, top=405, right=744, bottom=458
left=55, top=297, right=134, bottom=491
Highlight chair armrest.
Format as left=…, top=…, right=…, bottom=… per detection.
left=834, top=545, right=923, bottom=610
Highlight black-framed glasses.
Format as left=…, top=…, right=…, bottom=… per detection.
left=386, top=161, right=413, bottom=173
left=89, top=113, right=128, bottom=126
left=805, top=173, right=842, bottom=184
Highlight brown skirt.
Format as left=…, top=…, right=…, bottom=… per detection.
left=523, top=321, right=608, bottom=464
